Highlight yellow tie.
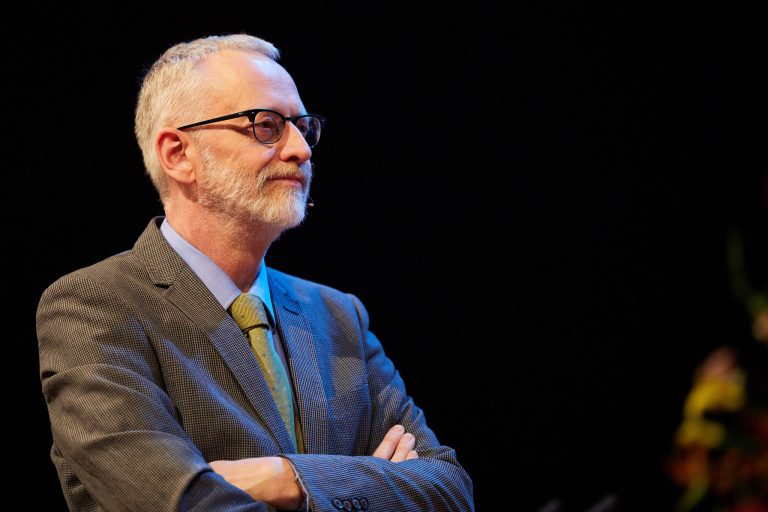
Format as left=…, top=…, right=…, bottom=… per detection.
left=229, top=293, right=299, bottom=451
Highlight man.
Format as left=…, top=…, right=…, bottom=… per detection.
left=36, top=34, right=473, bottom=511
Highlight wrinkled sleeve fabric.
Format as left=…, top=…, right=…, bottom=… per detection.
left=37, top=273, right=267, bottom=512
left=282, top=294, right=474, bottom=512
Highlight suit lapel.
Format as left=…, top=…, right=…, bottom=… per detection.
left=269, top=272, right=328, bottom=455
left=134, top=218, right=296, bottom=454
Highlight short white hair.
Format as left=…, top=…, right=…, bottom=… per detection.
left=134, top=34, right=280, bottom=200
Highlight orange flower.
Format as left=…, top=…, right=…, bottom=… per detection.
left=753, top=309, right=768, bottom=344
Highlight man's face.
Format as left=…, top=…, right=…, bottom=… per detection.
left=192, top=50, right=314, bottom=230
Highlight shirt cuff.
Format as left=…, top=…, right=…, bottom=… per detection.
left=284, top=458, right=309, bottom=511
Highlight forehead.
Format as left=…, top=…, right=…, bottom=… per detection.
left=198, top=50, right=305, bottom=114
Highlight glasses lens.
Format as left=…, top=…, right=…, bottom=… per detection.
left=253, top=111, right=283, bottom=144
left=296, top=115, right=322, bottom=148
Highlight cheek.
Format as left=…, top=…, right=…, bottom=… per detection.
left=234, top=147, right=274, bottom=175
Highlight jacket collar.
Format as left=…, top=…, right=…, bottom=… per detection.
left=133, top=217, right=301, bottom=453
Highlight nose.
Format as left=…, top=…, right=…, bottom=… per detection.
left=277, top=121, right=312, bottom=164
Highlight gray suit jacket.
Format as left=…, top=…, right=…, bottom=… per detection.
left=37, top=218, right=473, bottom=511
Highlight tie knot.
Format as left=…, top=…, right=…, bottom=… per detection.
left=230, top=293, right=270, bottom=332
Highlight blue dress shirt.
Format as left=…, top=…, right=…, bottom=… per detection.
left=159, top=218, right=295, bottom=387
left=159, top=218, right=310, bottom=508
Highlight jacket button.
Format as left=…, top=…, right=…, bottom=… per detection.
left=332, top=498, right=344, bottom=509
left=360, top=497, right=369, bottom=510
left=351, top=498, right=362, bottom=510
left=342, top=499, right=353, bottom=511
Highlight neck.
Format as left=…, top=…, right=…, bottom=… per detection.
left=165, top=205, right=282, bottom=292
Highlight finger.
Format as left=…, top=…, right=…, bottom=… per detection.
left=406, top=450, right=418, bottom=460
left=372, top=425, right=405, bottom=459
left=390, top=432, right=416, bottom=463
left=208, top=460, right=230, bottom=473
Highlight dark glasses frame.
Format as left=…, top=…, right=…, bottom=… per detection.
left=177, top=108, right=326, bottom=148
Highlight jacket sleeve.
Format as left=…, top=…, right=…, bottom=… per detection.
left=37, top=273, right=268, bottom=512
left=281, top=294, right=474, bottom=512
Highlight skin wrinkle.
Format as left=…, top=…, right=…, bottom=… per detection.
left=193, top=51, right=313, bottom=231
left=159, top=51, right=315, bottom=291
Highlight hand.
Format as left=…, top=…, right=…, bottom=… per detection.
left=372, top=424, right=419, bottom=462
left=209, top=456, right=303, bottom=510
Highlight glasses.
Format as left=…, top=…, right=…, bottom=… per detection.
left=177, top=108, right=326, bottom=148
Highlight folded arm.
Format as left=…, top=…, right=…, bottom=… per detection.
left=39, top=275, right=473, bottom=511
left=279, top=294, right=474, bottom=511
left=209, top=423, right=419, bottom=509
left=208, top=294, right=474, bottom=511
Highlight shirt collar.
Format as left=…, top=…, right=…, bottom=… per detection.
left=159, top=218, right=275, bottom=323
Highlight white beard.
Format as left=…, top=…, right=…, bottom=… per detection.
left=197, top=147, right=312, bottom=231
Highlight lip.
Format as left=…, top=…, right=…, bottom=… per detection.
left=268, top=176, right=306, bottom=188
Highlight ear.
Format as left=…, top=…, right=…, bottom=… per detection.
left=155, top=127, right=198, bottom=186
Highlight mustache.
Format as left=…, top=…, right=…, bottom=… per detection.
left=260, top=161, right=313, bottom=185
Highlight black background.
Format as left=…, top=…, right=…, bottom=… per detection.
left=11, top=5, right=768, bottom=511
